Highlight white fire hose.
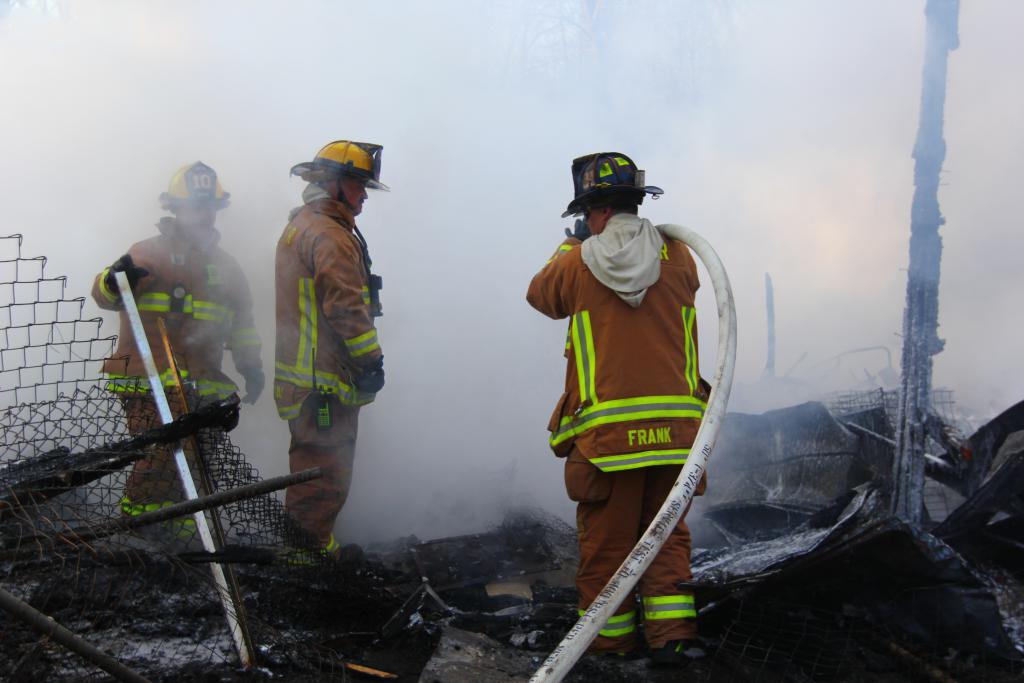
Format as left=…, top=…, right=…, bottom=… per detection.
left=529, top=223, right=737, bottom=682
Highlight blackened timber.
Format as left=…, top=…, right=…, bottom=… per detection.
left=892, top=0, right=959, bottom=523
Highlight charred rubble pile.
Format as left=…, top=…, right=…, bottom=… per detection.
left=2, top=231, right=1023, bottom=683
left=686, top=395, right=1024, bottom=682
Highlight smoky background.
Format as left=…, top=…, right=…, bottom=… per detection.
left=0, top=0, right=1020, bottom=545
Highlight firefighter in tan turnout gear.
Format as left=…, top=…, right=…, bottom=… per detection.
left=275, top=140, right=387, bottom=558
left=527, top=153, right=708, bottom=666
left=92, top=162, right=264, bottom=520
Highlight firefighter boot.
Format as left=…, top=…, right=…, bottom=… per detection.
left=649, top=639, right=705, bottom=667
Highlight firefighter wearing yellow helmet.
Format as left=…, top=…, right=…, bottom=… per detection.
left=160, top=161, right=232, bottom=210
left=274, top=141, right=388, bottom=559
left=91, top=162, right=264, bottom=530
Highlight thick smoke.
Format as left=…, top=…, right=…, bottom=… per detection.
left=1, top=1, right=1021, bottom=543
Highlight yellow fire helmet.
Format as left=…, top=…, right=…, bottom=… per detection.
left=290, top=140, right=390, bottom=191
left=159, top=161, right=230, bottom=211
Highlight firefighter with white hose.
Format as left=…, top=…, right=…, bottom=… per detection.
left=527, top=152, right=708, bottom=666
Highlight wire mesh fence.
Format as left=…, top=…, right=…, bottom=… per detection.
left=827, top=388, right=964, bottom=432
left=0, top=234, right=374, bottom=681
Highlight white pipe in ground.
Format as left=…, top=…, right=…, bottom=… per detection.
left=529, top=224, right=737, bottom=683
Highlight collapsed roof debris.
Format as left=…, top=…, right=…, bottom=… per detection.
left=3, top=235, right=1024, bottom=683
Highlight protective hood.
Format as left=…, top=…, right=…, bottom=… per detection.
left=581, top=213, right=664, bottom=307
left=289, top=183, right=331, bottom=220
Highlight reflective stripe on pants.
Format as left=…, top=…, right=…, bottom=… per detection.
left=568, top=447, right=696, bottom=651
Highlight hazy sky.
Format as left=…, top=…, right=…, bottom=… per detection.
left=1, top=1, right=1020, bottom=542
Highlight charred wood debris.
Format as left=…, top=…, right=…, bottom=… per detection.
left=3, top=257, right=1024, bottom=682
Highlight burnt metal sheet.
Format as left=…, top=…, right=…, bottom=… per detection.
left=693, top=487, right=873, bottom=590
left=934, top=431, right=1024, bottom=540
left=693, top=485, right=1024, bottom=661
left=702, top=402, right=880, bottom=545
left=962, top=399, right=1024, bottom=495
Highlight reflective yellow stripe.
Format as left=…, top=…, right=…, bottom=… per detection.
left=345, top=328, right=380, bottom=358
left=590, top=449, right=689, bottom=472
left=121, top=497, right=176, bottom=516
left=350, top=341, right=380, bottom=358
left=277, top=401, right=303, bottom=420
left=578, top=609, right=636, bottom=638
left=324, top=533, right=340, bottom=554
left=105, top=371, right=236, bottom=399
left=547, top=243, right=576, bottom=265
left=274, top=362, right=375, bottom=407
left=138, top=292, right=171, bottom=312
left=229, top=327, right=261, bottom=348
left=571, top=311, right=597, bottom=406
left=120, top=497, right=196, bottom=538
left=196, top=379, right=238, bottom=397
left=192, top=299, right=232, bottom=323
left=550, top=395, right=705, bottom=447
left=643, top=594, right=697, bottom=620
left=136, top=292, right=232, bottom=323
left=98, top=268, right=120, bottom=303
left=682, top=306, right=697, bottom=394
left=361, top=285, right=371, bottom=306
left=308, top=280, right=319, bottom=366
left=345, top=329, right=377, bottom=346
left=296, top=278, right=310, bottom=369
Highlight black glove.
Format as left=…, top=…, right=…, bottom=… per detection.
left=353, top=356, right=385, bottom=394
left=103, top=254, right=149, bottom=295
left=240, top=367, right=265, bottom=405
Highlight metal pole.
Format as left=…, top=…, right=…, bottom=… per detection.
left=2, top=468, right=322, bottom=559
left=114, top=271, right=254, bottom=668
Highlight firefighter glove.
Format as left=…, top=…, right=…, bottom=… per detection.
left=240, top=367, right=265, bottom=404
left=104, top=254, right=150, bottom=295
left=354, top=357, right=385, bottom=394
left=564, top=218, right=591, bottom=242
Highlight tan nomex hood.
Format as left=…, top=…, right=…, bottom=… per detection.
left=581, top=213, right=665, bottom=307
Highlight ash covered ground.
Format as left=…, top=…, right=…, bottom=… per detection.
left=3, top=396, right=1024, bottom=682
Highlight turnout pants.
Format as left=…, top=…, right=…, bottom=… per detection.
left=565, top=446, right=697, bottom=652
left=285, top=394, right=359, bottom=547
left=122, top=393, right=203, bottom=507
